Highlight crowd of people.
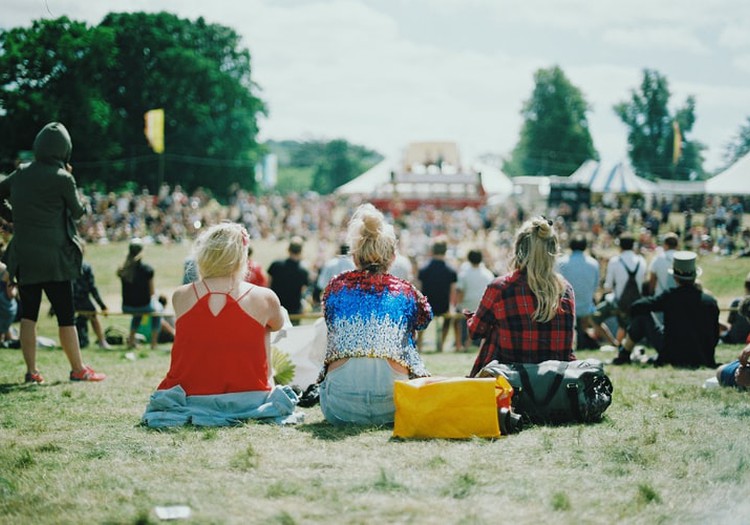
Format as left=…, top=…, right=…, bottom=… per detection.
left=3, top=122, right=750, bottom=428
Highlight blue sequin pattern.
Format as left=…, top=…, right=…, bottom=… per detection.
left=322, top=270, right=432, bottom=378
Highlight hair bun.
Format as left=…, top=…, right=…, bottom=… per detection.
left=361, top=213, right=381, bottom=238
left=534, top=217, right=552, bottom=239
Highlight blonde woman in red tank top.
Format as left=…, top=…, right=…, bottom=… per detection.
left=143, top=222, right=300, bottom=428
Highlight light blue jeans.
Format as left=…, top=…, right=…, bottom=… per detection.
left=320, top=358, right=408, bottom=426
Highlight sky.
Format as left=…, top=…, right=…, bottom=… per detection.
left=4, top=0, right=750, bottom=173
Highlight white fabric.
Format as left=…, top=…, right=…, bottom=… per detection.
left=456, top=264, right=495, bottom=311
left=604, top=251, right=648, bottom=299
left=648, top=249, right=677, bottom=296
left=705, top=152, right=750, bottom=195
left=570, top=160, right=657, bottom=194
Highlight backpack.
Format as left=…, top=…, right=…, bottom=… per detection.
left=477, top=359, right=613, bottom=425
left=617, top=259, right=641, bottom=313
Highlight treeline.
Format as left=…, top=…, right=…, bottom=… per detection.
left=266, top=139, right=382, bottom=195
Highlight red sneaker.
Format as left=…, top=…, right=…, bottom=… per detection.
left=70, top=365, right=107, bottom=382
left=24, top=371, right=45, bottom=384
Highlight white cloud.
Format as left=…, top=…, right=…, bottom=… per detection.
left=3, top=0, right=750, bottom=172
left=719, top=24, right=750, bottom=50
left=603, top=27, right=710, bottom=55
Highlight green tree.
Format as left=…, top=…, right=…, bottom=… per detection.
left=723, top=116, right=750, bottom=167
left=614, top=69, right=704, bottom=180
left=267, top=139, right=382, bottom=195
left=503, top=65, right=597, bottom=177
left=0, top=17, right=119, bottom=175
left=100, top=12, right=266, bottom=196
left=0, top=13, right=266, bottom=197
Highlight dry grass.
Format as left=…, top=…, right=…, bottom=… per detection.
left=1, top=242, right=750, bottom=524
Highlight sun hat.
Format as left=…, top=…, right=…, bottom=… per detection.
left=668, top=250, right=702, bottom=281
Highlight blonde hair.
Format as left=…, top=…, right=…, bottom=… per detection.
left=511, top=216, right=566, bottom=323
left=347, top=203, right=396, bottom=272
left=194, top=222, right=249, bottom=280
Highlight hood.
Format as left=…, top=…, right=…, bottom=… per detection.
left=33, top=122, right=72, bottom=165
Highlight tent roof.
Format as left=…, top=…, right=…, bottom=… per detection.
left=705, top=152, right=750, bottom=195
left=570, top=160, right=657, bottom=194
left=336, top=158, right=393, bottom=195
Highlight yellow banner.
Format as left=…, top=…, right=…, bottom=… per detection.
left=144, top=108, right=165, bottom=154
left=672, top=120, right=682, bottom=165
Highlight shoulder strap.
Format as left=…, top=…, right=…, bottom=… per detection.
left=236, top=284, right=254, bottom=302
left=191, top=281, right=201, bottom=299
left=619, top=258, right=639, bottom=276
left=515, top=361, right=568, bottom=407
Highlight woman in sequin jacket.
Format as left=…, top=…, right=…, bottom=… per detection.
left=320, top=203, right=432, bottom=425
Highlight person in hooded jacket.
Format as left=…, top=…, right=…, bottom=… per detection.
left=0, top=122, right=106, bottom=384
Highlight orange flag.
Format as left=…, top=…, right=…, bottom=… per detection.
left=144, top=108, right=165, bottom=154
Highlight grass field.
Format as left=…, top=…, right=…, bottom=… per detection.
left=2, top=241, right=750, bottom=524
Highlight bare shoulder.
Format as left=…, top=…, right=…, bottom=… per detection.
left=172, top=283, right=197, bottom=317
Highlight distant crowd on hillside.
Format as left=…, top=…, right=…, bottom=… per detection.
left=1, top=182, right=745, bottom=280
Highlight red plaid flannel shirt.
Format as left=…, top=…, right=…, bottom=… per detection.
left=468, top=269, right=576, bottom=377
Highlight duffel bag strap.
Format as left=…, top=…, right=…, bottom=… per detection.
left=516, top=361, right=569, bottom=407
left=565, top=382, right=582, bottom=422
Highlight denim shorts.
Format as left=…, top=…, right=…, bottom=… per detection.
left=320, top=358, right=408, bottom=426
left=719, top=360, right=742, bottom=388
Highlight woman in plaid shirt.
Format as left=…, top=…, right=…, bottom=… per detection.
left=467, top=217, right=576, bottom=376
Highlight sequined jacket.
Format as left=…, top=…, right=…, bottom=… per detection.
left=321, top=270, right=432, bottom=378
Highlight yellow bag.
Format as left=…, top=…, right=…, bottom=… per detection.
left=392, top=376, right=504, bottom=439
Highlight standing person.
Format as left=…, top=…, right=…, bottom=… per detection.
left=647, top=232, right=679, bottom=296
left=142, top=222, right=299, bottom=427
left=0, top=260, right=18, bottom=344
left=320, top=203, right=432, bottom=425
left=613, top=251, right=719, bottom=367
left=73, top=256, right=111, bottom=349
left=593, top=232, right=647, bottom=341
left=244, top=244, right=268, bottom=287
left=556, top=234, right=617, bottom=349
left=267, top=237, right=310, bottom=324
left=0, top=122, right=105, bottom=383
left=417, top=238, right=458, bottom=352
left=316, top=243, right=356, bottom=296
left=454, top=249, right=494, bottom=352
left=117, top=239, right=161, bottom=349
left=467, top=217, right=575, bottom=377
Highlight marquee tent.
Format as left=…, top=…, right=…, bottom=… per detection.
left=570, top=160, right=657, bottom=194
left=336, top=158, right=393, bottom=195
left=705, top=152, right=750, bottom=195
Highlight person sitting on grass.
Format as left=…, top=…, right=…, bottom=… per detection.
left=319, top=203, right=432, bottom=426
left=467, top=216, right=576, bottom=377
left=142, top=222, right=300, bottom=428
left=612, top=251, right=719, bottom=368
left=716, top=296, right=750, bottom=389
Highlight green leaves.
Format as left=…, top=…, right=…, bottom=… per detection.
left=504, top=65, right=597, bottom=177
left=614, top=69, right=705, bottom=181
left=0, top=12, right=265, bottom=197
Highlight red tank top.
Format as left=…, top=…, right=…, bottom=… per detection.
left=157, top=282, right=271, bottom=395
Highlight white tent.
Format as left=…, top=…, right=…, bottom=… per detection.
left=473, top=161, right=513, bottom=200
left=336, top=158, right=394, bottom=195
left=705, top=152, right=750, bottom=195
left=570, top=160, right=657, bottom=194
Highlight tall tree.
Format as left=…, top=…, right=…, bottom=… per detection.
left=724, top=116, right=750, bottom=167
left=614, top=69, right=704, bottom=180
left=310, top=139, right=382, bottom=195
left=0, top=17, right=119, bottom=176
left=100, top=12, right=266, bottom=196
left=504, top=65, right=597, bottom=177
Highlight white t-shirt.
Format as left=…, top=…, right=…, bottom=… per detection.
left=604, top=251, right=647, bottom=300
left=456, top=264, right=495, bottom=311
